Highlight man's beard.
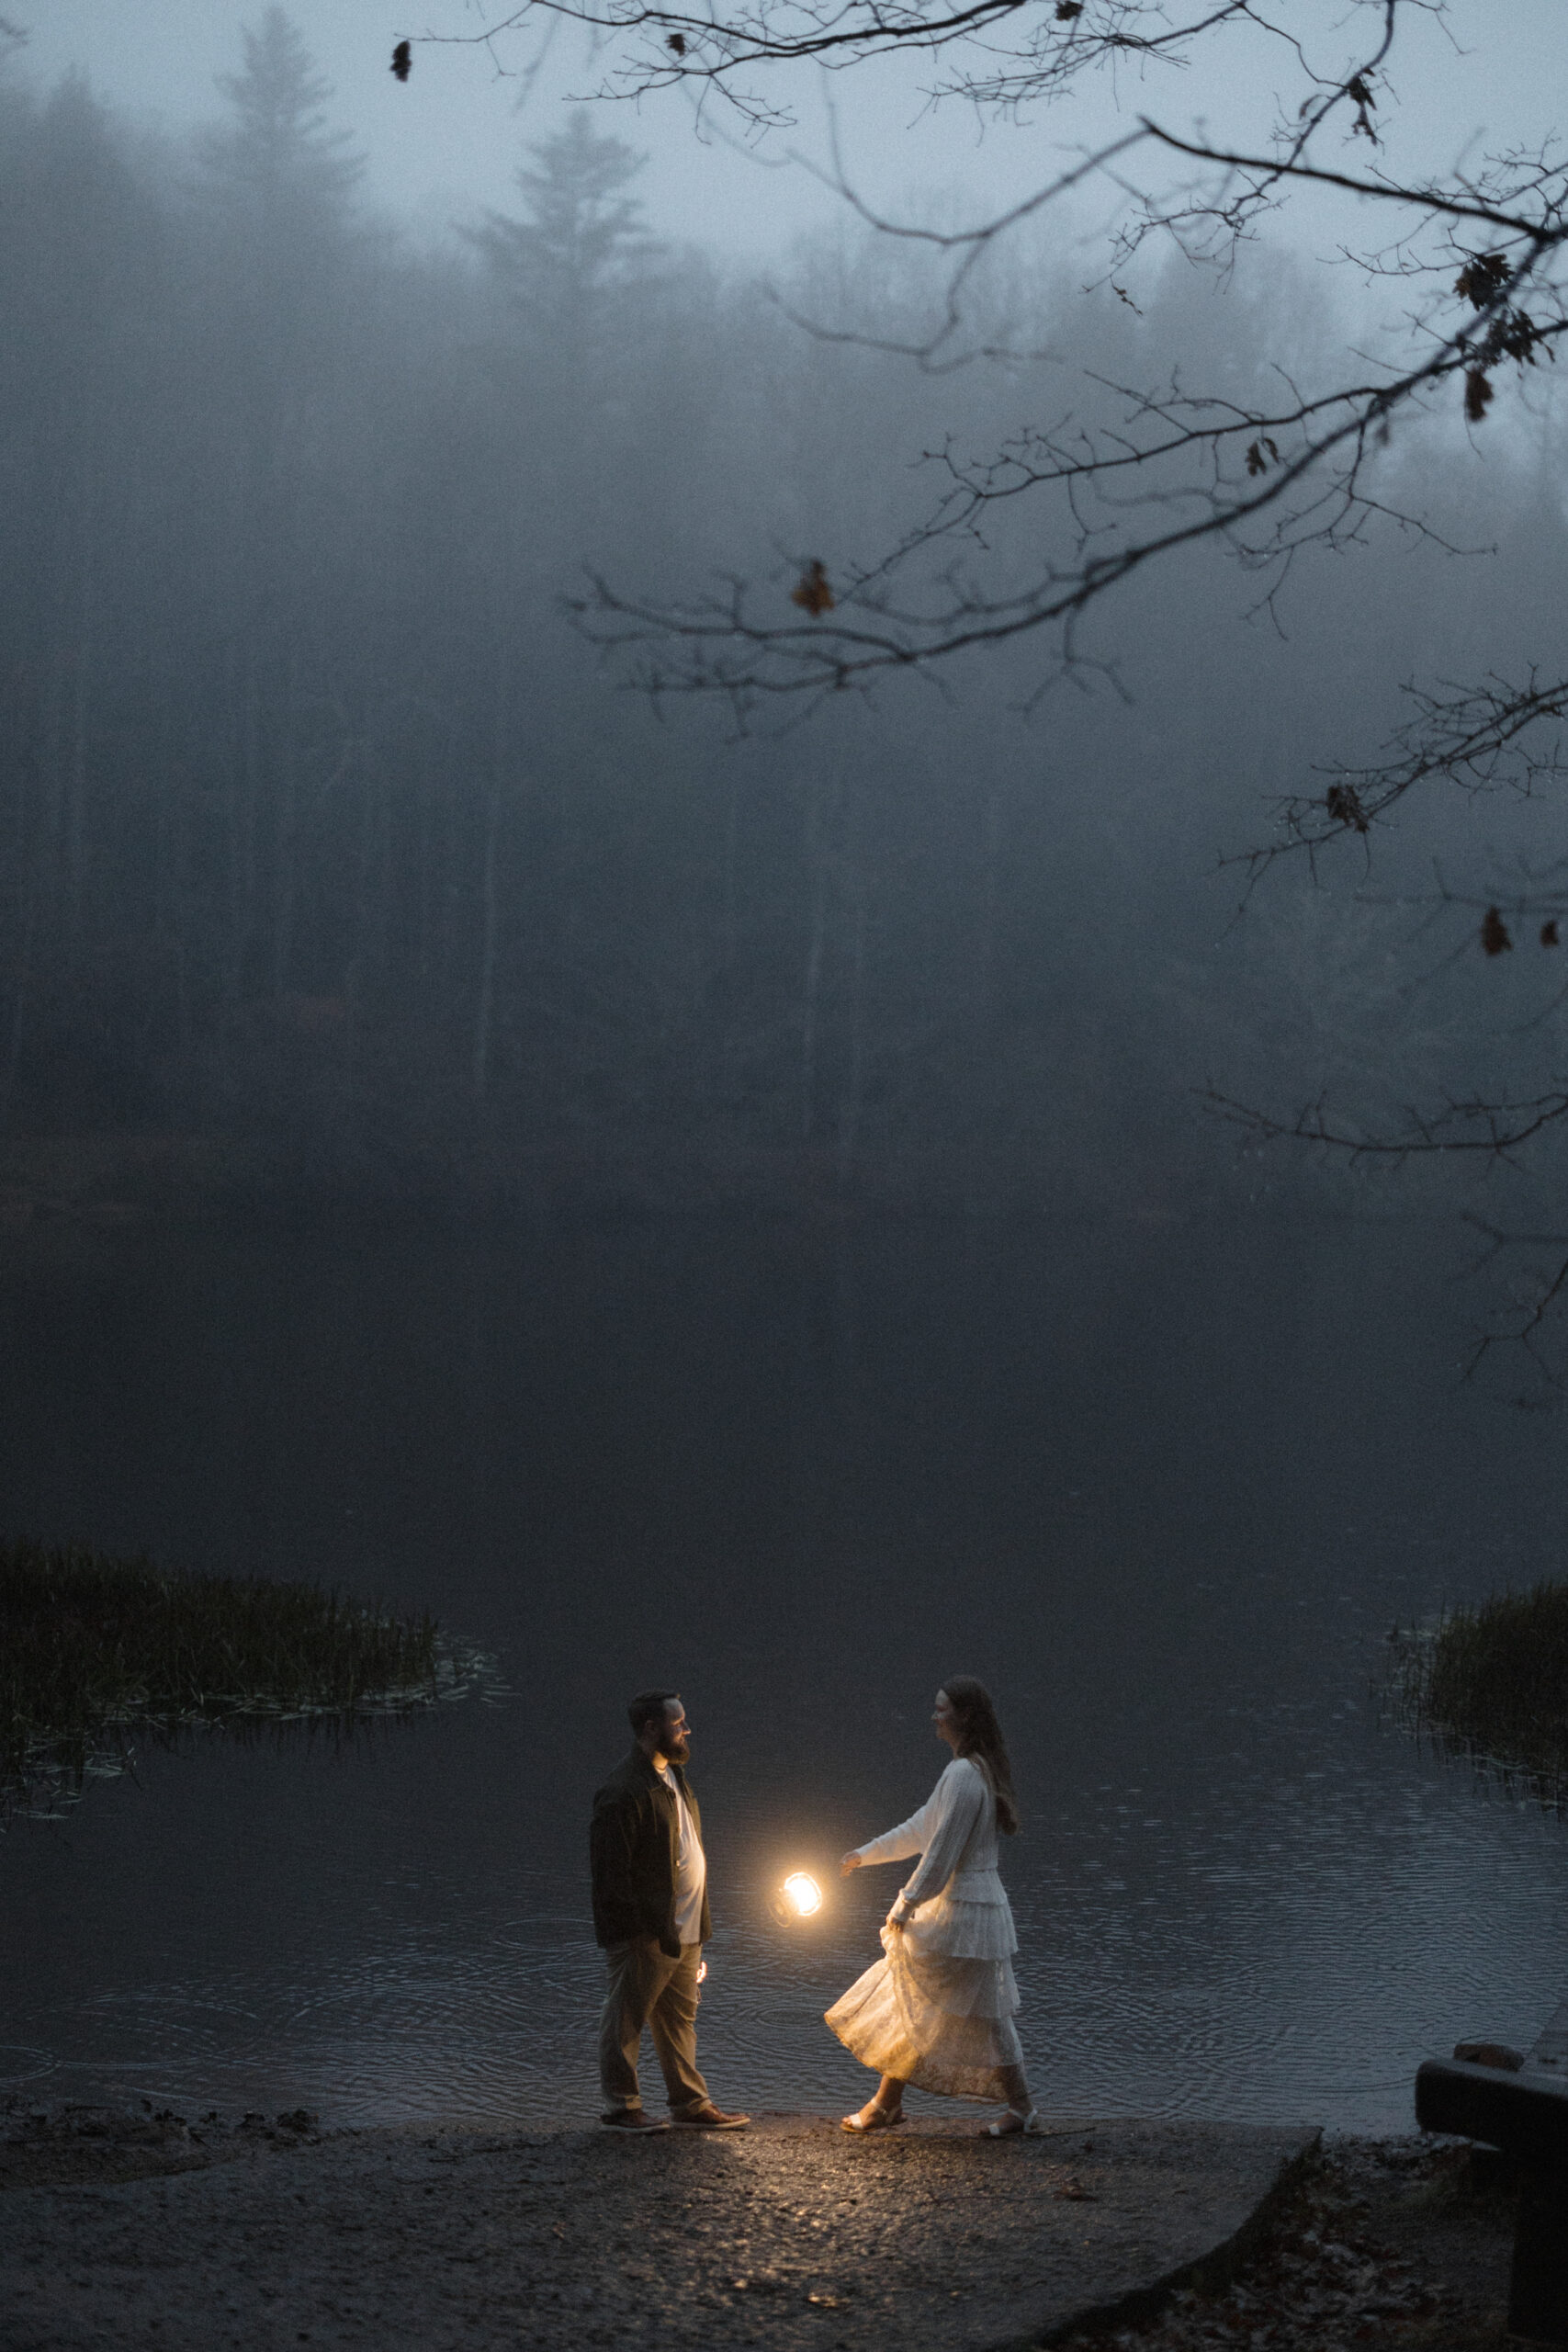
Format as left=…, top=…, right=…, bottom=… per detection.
left=660, top=1733, right=690, bottom=1764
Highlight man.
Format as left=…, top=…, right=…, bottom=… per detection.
left=590, top=1690, right=750, bottom=2132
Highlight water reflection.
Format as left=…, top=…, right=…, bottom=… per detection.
left=6, top=1644, right=504, bottom=1827
left=1, top=1215, right=1565, bottom=2132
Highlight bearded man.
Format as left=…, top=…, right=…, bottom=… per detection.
left=590, top=1690, right=750, bottom=2132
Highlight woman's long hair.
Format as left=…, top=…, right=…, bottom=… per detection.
left=941, top=1676, right=1020, bottom=1834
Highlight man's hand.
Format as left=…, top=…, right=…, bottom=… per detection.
left=840, top=1852, right=862, bottom=1877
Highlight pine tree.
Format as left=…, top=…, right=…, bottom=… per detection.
left=200, top=6, right=361, bottom=233
left=468, top=109, right=656, bottom=373
left=194, top=11, right=363, bottom=1019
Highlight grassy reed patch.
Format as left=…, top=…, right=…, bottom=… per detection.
left=2, top=1537, right=449, bottom=1807
left=1394, top=1579, right=1568, bottom=1800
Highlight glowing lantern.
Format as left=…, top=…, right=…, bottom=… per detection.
left=770, top=1871, right=823, bottom=1923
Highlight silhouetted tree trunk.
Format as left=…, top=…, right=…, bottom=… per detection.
left=272, top=649, right=299, bottom=1001
left=836, top=780, right=867, bottom=1189
left=799, top=771, right=832, bottom=1146
left=966, top=779, right=1007, bottom=1212
left=62, top=478, right=95, bottom=970
left=473, top=781, right=501, bottom=1102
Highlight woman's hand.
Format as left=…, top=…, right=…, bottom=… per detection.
left=840, top=1851, right=863, bottom=1877
left=884, top=1913, right=905, bottom=1934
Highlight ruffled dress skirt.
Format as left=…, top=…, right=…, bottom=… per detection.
left=825, top=1886, right=1022, bottom=2100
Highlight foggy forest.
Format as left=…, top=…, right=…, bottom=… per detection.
left=5, top=8, right=1567, bottom=1243
left=13, top=11, right=1568, bottom=2292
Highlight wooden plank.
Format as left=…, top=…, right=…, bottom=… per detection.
left=1510, top=2170, right=1568, bottom=2343
left=1415, top=2058, right=1568, bottom=2169
left=1417, top=1999, right=1568, bottom=2347
left=1526, top=1999, right=1568, bottom=2078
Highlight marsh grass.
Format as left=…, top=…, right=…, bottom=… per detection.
left=1, top=1536, right=458, bottom=1810
left=1393, top=1580, right=1568, bottom=1803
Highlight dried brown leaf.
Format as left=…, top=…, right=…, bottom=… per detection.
left=1455, top=252, right=1510, bottom=310
left=1464, top=367, right=1495, bottom=423
left=791, top=560, right=834, bottom=616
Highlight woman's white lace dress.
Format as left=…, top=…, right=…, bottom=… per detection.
left=825, top=1755, right=1022, bottom=2099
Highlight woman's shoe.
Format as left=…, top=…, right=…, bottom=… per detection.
left=982, top=2108, right=1043, bottom=2137
left=841, top=2101, right=906, bottom=2132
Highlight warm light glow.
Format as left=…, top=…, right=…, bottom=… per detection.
left=782, top=1871, right=822, bottom=1917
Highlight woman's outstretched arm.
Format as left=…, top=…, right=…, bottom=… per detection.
left=840, top=1796, right=931, bottom=1876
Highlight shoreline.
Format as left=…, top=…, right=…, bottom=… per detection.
left=2, top=2100, right=1516, bottom=2352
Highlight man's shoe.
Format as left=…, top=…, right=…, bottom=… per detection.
left=671, top=2102, right=750, bottom=2130
left=600, top=2108, right=671, bottom=2132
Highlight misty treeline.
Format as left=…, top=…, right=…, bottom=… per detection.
left=4, top=12, right=1566, bottom=1221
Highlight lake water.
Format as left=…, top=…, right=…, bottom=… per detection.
left=3, top=1212, right=1566, bottom=2134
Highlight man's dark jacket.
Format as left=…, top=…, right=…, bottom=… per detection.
left=590, top=1747, right=713, bottom=1957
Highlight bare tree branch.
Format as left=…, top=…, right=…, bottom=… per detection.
left=1205, top=1082, right=1568, bottom=1161
left=1240, top=672, right=1568, bottom=875
left=428, top=0, right=1568, bottom=1365
left=547, top=77, right=1568, bottom=721
left=1459, top=1215, right=1568, bottom=1386
left=416, top=0, right=1393, bottom=129
left=569, top=270, right=1567, bottom=716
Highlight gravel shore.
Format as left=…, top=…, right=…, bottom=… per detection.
left=0, top=2103, right=1513, bottom=2352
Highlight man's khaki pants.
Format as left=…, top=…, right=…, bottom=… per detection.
left=598, top=1937, right=710, bottom=2115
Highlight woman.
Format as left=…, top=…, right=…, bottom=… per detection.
left=828, top=1677, right=1040, bottom=2136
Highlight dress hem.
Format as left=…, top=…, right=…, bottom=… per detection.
left=825, top=1943, right=1023, bottom=2101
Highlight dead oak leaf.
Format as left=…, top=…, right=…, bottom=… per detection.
left=1346, top=72, right=1377, bottom=140
left=1456, top=251, right=1510, bottom=310
left=791, top=560, right=834, bottom=616
left=1324, top=782, right=1369, bottom=833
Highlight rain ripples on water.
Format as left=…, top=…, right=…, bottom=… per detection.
left=2, top=1217, right=1566, bottom=2133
